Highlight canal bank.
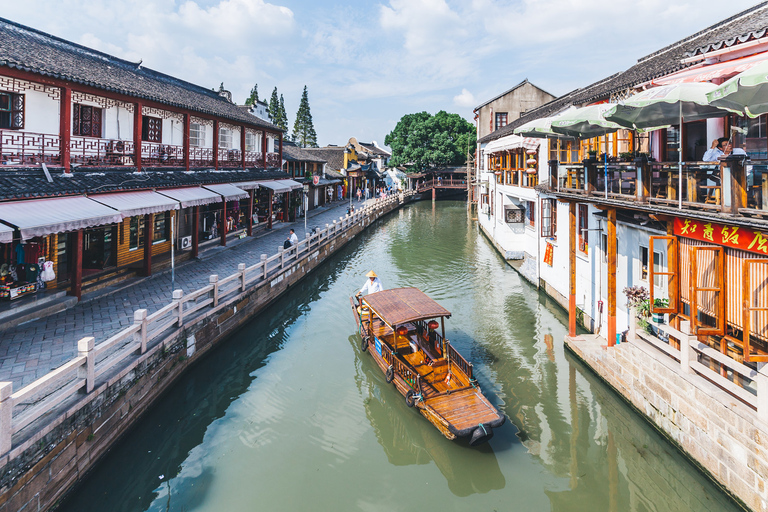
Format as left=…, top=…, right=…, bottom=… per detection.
left=56, top=200, right=741, bottom=512
left=0, top=193, right=414, bottom=512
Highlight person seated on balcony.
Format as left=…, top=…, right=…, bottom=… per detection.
left=703, top=138, right=729, bottom=162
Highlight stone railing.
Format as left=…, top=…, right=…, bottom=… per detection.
left=0, top=191, right=414, bottom=455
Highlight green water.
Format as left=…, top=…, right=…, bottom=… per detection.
left=58, top=201, right=741, bottom=512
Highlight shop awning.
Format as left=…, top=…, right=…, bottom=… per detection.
left=232, top=181, right=261, bottom=191
left=0, top=223, right=14, bottom=244
left=653, top=52, right=768, bottom=86
left=202, top=183, right=249, bottom=201
left=257, top=180, right=291, bottom=194
left=89, top=190, right=179, bottom=218
left=0, top=196, right=123, bottom=240
left=276, top=179, right=304, bottom=191
left=156, top=187, right=224, bottom=208
left=484, top=134, right=541, bottom=153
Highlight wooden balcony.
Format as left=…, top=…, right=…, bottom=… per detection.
left=492, top=167, right=538, bottom=189
left=0, top=130, right=62, bottom=166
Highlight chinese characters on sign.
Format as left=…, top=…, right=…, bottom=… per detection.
left=674, top=218, right=768, bottom=255
left=544, top=242, right=554, bottom=266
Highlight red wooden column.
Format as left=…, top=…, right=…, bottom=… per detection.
left=143, top=213, right=153, bottom=276
left=267, top=191, right=273, bottom=229
left=241, top=127, right=247, bottom=169
left=183, top=113, right=190, bottom=172
left=213, top=120, right=219, bottom=170
left=569, top=202, right=577, bottom=337
left=59, top=86, right=71, bottom=173
left=284, top=191, right=290, bottom=222
left=607, top=208, right=617, bottom=346
left=219, top=198, right=227, bottom=246
left=247, top=189, right=254, bottom=236
left=68, top=229, right=83, bottom=299
left=262, top=131, right=268, bottom=168
left=191, top=206, right=200, bottom=258
left=134, top=102, right=143, bottom=173
left=278, top=132, right=283, bottom=166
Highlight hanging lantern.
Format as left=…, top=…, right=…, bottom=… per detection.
left=427, top=320, right=439, bottom=330
left=396, top=326, right=408, bottom=336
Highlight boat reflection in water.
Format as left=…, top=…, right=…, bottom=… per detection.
left=349, top=334, right=507, bottom=497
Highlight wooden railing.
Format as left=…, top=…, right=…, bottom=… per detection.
left=71, top=137, right=135, bottom=166
left=416, top=178, right=467, bottom=192
left=0, top=191, right=414, bottom=455
left=634, top=319, right=766, bottom=419
left=445, top=340, right=473, bottom=380
left=0, top=130, right=62, bottom=166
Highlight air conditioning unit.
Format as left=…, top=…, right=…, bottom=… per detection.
left=180, top=236, right=192, bottom=249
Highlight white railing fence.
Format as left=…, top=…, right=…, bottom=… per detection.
left=0, top=191, right=413, bottom=454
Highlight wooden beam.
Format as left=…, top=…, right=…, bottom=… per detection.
left=241, top=126, right=247, bottom=170
left=191, top=206, right=199, bottom=258
left=607, top=208, right=617, bottom=347
left=247, top=189, right=254, bottom=237
left=278, top=132, right=283, bottom=167
left=143, top=213, right=153, bottom=276
left=134, top=102, right=143, bottom=173
left=213, top=120, right=219, bottom=170
left=59, top=87, right=71, bottom=173
left=219, top=198, right=227, bottom=246
left=183, top=113, right=190, bottom=172
left=262, top=131, right=268, bottom=169
left=267, top=191, right=273, bottom=230
left=68, top=230, right=83, bottom=299
left=569, top=202, right=577, bottom=337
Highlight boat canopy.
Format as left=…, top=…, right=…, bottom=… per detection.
left=363, top=287, right=451, bottom=326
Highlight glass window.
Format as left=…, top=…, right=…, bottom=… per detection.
left=153, top=212, right=170, bottom=243
left=732, top=114, right=767, bottom=160
left=190, top=123, right=206, bottom=147
left=73, top=104, right=102, bottom=137
left=141, top=116, right=162, bottom=142
left=541, top=199, right=557, bottom=238
left=640, top=246, right=649, bottom=280
left=578, top=204, right=588, bottom=253
left=219, top=128, right=232, bottom=149
left=245, top=131, right=257, bottom=152
left=495, top=113, right=508, bottom=131
left=0, top=91, right=23, bottom=130
left=129, top=217, right=144, bottom=250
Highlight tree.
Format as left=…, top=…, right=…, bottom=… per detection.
left=268, top=87, right=280, bottom=125
left=384, top=111, right=475, bottom=172
left=245, top=84, right=259, bottom=106
left=292, top=86, right=318, bottom=148
left=277, top=94, right=289, bottom=132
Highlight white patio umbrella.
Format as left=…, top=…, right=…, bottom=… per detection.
left=707, top=59, right=768, bottom=118
left=550, top=104, right=623, bottom=139
left=513, top=106, right=577, bottom=138
left=605, top=82, right=738, bottom=208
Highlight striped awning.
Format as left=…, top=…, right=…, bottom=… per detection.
left=277, top=179, right=304, bottom=191
left=0, top=196, right=123, bottom=240
left=0, top=223, right=13, bottom=244
left=257, top=180, right=291, bottom=194
left=89, top=190, right=179, bottom=218
left=202, top=184, right=249, bottom=201
left=156, top=187, right=224, bottom=208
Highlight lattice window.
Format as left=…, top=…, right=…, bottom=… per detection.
left=0, top=91, right=24, bottom=129
left=142, top=116, right=162, bottom=142
left=541, top=199, right=556, bottom=238
left=73, top=104, right=102, bottom=137
left=578, top=204, right=588, bottom=253
left=190, top=123, right=206, bottom=147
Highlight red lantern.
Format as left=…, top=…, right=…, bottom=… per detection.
left=396, top=326, right=408, bottom=336
left=427, top=320, right=439, bottom=330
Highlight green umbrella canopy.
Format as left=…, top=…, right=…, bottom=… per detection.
left=513, top=107, right=576, bottom=138
left=550, top=104, right=623, bottom=139
left=707, top=59, right=768, bottom=118
left=605, top=82, right=735, bottom=129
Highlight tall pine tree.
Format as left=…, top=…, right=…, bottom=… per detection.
left=292, top=86, right=318, bottom=148
left=268, top=87, right=280, bottom=125
left=278, top=94, right=289, bottom=132
left=245, top=84, right=259, bottom=106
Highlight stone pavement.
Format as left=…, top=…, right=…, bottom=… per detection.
left=0, top=198, right=377, bottom=389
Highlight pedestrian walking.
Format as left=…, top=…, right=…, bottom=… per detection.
left=356, top=188, right=362, bottom=202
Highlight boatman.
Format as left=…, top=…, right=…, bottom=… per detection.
left=356, top=270, right=383, bottom=297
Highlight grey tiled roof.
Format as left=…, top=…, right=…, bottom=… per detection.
left=478, top=2, right=768, bottom=144
left=0, top=17, right=282, bottom=132
left=282, top=143, right=327, bottom=163
left=359, top=143, right=391, bottom=157
left=0, top=167, right=290, bottom=201
left=304, top=147, right=346, bottom=171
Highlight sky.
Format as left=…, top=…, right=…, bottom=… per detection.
left=1, top=0, right=761, bottom=148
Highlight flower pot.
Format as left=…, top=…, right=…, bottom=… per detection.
left=652, top=312, right=664, bottom=323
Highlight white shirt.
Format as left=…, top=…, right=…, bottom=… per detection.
left=289, top=232, right=298, bottom=245
left=360, top=277, right=384, bottom=295
left=702, top=148, right=724, bottom=162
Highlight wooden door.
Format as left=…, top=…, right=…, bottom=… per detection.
left=690, top=245, right=725, bottom=337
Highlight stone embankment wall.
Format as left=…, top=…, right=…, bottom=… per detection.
left=566, top=334, right=767, bottom=512
left=0, top=195, right=411, bottom=512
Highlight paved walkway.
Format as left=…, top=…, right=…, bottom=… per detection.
left=0, top=199, right=376, bottom=389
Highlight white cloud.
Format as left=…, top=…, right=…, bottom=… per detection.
left=453, top=88, right=476, bottom=108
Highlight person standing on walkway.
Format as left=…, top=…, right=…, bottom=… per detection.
left=356, top=188, right=362, bottom=202
left=356, top=270, right=383, bottom=297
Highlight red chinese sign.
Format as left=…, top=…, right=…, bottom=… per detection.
left=673, top=217, right=768, bottom=256
left=544, top=242, right=554, bottom=266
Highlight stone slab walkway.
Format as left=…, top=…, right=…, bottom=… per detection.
left=0, top=199, right=376, bottom=389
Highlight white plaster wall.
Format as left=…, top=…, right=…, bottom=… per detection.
left=20, top=88, right=59, bottom=134
left=538, top=197, right=571, bottom=303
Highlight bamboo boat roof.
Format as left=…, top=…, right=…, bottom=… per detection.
left=363, top=287, right=451, bottom=326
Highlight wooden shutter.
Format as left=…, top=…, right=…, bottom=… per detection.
left=10, top=93, right=23, bottom=129
left=73, top=103, right=80, bottom=135
left=142, top=116, right=162, bottom=142
left=743, top=259, right=768, bottom=362
left=690, top=245, right=725, bottom=336
left=649, top=236, right=678, bottom=314
left=91, top=106, right=102, bottom=137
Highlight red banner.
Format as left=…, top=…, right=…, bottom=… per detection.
left=673, top=217, right=768, bottom=256
left=544, top=242, right=554, bottom=266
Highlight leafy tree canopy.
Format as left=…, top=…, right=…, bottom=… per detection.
left=384, top=111, right=475, bottom=172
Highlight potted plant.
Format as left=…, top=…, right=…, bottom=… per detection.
left=623, top=285, right=650, bottom=337
left=652, top=298, right=668, bottom=323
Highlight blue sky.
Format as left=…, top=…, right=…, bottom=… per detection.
left=1, top=0, right=759, bottom=148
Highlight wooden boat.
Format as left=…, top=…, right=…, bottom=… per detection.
left=350, top=287, right=505, bottom=445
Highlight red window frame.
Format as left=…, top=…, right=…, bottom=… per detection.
left=142, top=116, right=162, bottom=142
left=577, top=204, right=588, bottom=253
left=73, top=104, right=102, bottom=137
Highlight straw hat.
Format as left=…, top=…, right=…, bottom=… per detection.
left=366, top=270, right=377, bottom=278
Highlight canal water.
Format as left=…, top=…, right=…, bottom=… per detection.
left=59, top=200, right=741, bottom=512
